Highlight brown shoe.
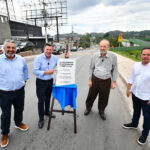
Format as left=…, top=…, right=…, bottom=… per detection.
left=1, top=134, right=9, bottom=148
left=15, top=123, right=29, bottom=131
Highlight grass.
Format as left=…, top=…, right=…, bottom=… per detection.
left=111, top=49, right=141, bottom=62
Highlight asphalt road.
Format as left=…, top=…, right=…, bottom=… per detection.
left=3, top=50, right=149, bottom=150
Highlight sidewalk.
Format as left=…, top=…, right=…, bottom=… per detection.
left=116, top=53, right=136, bottom=84
left=116, top=53, right=150, bottom=146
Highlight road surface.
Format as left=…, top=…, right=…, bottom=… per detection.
left=2, top=50, right=149, bottom=150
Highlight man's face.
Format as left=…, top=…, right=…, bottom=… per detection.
left=4, top=42, right=16, bottom=58
left=44, top=45, right=53, bottom=58
left=141, top=49, right=150, bottom=65
left=99, top=41, right=109, bottom=54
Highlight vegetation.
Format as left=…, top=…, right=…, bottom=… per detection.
left=78, top=33, right=91, bottom=48
left=78, top=32, right=123, bottom=48
left=76, top=30, right=150, bottom=49
left=111, top=49, right=141, bottom=61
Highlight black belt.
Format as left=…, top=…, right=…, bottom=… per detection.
left=36, top=78, right=53, bottom=82
left=0, top=86, right=24, bottom=93
left=93, top=74, right=111, bottom=81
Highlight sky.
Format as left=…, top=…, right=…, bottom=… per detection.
left=9, top=0, right=150, bottom=35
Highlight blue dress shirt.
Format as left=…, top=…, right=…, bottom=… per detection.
left=33, top=53, right=57, bottom=80
left=0, top=54, right=29, bottom=91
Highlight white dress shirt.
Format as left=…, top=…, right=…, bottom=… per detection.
left=128, top=62, right=150, bottom=100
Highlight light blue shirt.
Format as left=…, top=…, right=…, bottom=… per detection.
left=0, top=54, right=29, bottom=91
left=33, top=53, right=57, bottom=80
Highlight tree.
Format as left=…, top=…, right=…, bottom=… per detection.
left=79, top=33, right=91, bottom=48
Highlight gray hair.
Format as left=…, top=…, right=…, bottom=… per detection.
left=3, top=39, right=16, bottom=47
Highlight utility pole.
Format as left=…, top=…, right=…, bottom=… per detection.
left=11, top=0, right=16, bottom=20
left=56, top=16, right=59, bottom=42
left=43, top=0, right=48, bottom=43
left=71, top=24, right=74, bottom=47
left=5, top=0, right=10, bottom=20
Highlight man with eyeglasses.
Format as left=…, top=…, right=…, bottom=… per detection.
left=122, top=47, right=150, bottom=145
left=0, top=39, right=29, bottom=148
left=33, top=43, right=57, bottom=129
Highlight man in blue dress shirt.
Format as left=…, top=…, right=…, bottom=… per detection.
left=33, top=43, right=57, bottom=129
left=0, top=39, right=29, bottom=148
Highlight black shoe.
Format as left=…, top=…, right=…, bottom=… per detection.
left=45, top=112, right=56, bottom=118
left=99, top=112, right=106, bottom=120
left=84, top=109, right=91, bottom=116
left=122, top=123, right=137, bottom=129
left=38, top=120, right=44, bottom=129
left=137, top=135, right=147, bottom=145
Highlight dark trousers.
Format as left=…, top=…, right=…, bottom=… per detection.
left=132, top=93, right=150, bottom=137
left=36, top=78, right=53, bottom=121
left=86, top=74, right=111, bottom=113
left=0, top=87, right=24, bottom=135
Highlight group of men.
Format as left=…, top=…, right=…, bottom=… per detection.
left=0, top=39, right=150, bottom=148
left=84, top=39, right=150, bottom=146
left=0, top=40, right=58, bottom=148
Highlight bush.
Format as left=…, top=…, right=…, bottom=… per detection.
left=111, top=49, right=141, bottom=61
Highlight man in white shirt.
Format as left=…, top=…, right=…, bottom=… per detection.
left=122, top=47, right=150, bottom=146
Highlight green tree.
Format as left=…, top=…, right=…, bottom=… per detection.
left=79, top=33, right=91, bottom=48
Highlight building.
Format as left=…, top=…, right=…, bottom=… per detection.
left=0, top=14, right=53, bottom=48
left=0, top=15, right=11, bottom=44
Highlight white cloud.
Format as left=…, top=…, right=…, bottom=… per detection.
left=9, top=0, right=150, bottom=35
left=63, top=0, right=150, bottom=34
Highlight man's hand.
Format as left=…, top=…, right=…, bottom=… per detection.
left=126, top=83, right=132, bottom=97
left=88, top=78, right=92, bottom=87
left=126, top=89, right=131, bottom=97
left=147, top=100, right=150, bottom=105
left=64, top=52, right=69, bottom=58
left=111, top=81, right=116, bottom=89
left=44, top=69, right=55, bottom=75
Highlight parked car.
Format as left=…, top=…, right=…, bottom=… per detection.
left=78, top=47, right=83, bottom=50
left=53, top=43, right=65, bottom=54
left=16, top=41, right=34, bottom=52
left=71, top=46, right=77, bottom=52
left=0, top=45, right=4, bottom=54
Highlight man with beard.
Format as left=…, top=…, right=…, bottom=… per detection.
left=84, top=39, right=118, bottom=120
left=0, top=39, right=29, bottom=148
left=122, top=47, right=150, bottom=145
left=33, top=43, right=57, bottom=129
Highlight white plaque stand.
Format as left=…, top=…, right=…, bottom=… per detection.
left=56, top=58, right=76, bottom=86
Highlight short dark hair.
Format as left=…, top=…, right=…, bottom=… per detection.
left=141, top=47, right=150, bottom=54
left=44, top=43, right=53, bottom=48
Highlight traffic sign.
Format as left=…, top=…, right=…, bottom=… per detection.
left=118, top=34, right=123, bottom=42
